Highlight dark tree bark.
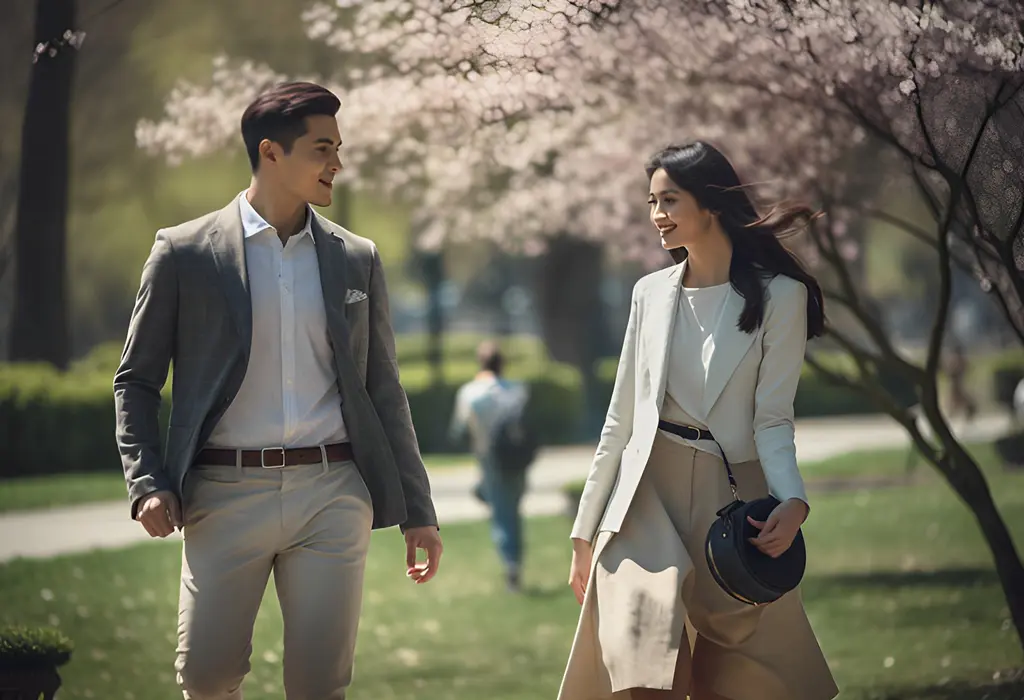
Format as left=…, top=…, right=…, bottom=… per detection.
left=9, top=0, right=76, bottom=368
left=535, top=234, right=607, bottom=438
left=419, top=250, right=445, bottom=387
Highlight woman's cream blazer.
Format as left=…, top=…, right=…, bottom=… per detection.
left=571, top=260, right=810, bottom=542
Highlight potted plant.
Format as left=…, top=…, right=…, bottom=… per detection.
left=0, top=626, right=73, bottom=700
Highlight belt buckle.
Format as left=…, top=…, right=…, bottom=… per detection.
left=261, top=446, right=287, bottom=469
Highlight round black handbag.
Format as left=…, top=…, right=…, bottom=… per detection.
left=658, top=420, right=806, bottom=606
left=705, top=494, right=806, bottom=606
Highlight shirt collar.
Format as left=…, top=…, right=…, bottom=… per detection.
left=238, top=190, right=314, bottom=244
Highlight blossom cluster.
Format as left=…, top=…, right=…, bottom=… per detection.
left=136, top=0, right=1023, bottom=266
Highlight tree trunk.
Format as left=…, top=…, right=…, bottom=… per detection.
left=535, top=235, right=607, bottom=438
left=930, top=411, right=1024, bottom=650
left=0, top=175, right=17, bottom=359
left=810, top=329, right=1024, bottom=651
left=420, top=251, right=445, bottom=387
left=9, top=0, right=76, bottom=368
left=964, top=471, right=1024, bottom=650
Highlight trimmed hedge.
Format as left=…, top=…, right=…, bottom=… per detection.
left=0, top=356, right=580, bottom=478
left=74, top=334, right=548, bottom=378
left=400, top=360, right=583, bottom=453
left=0, top=627, right=73, bottom=671
left=995, top=430, right=1024, bottom=469
left=0, top=363, right=171, bottom=480
left=0, top=338, right=927, bottom=479
left=985, top=348, right=1024, bottom=409
left=390, top=332, right=546, bottom=366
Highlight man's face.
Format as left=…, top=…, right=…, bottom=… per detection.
left=263, top=115, right=343, bottom=207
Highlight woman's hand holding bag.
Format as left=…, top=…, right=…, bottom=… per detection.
left=747, top=497, right=809, bottom=559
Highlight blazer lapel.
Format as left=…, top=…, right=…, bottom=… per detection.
left=650, top=260, right=685, bottom=407
left=208, top=202, right=252, bottom=356
left=310, top=217, right=352, bottom=350
left=701, top=286, right=757, bottom=415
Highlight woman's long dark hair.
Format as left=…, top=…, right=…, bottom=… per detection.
left=645, top=142, right=825, bottom=339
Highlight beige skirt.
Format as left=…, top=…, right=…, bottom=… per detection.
left=557, top=434, right=839, bottom=700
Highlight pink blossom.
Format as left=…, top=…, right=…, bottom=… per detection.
left=137, top=0, right=1023, bottom=268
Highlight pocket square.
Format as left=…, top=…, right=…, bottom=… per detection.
left=345, top=289, right=368, bottom=304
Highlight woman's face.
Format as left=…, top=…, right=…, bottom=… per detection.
left=648, top=168, right=710, bottom=251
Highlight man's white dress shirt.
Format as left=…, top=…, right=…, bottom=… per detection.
left=206, top=191, right=349, bottom=449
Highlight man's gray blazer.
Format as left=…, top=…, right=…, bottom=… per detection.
left=113, top=199, right=437, bottom=531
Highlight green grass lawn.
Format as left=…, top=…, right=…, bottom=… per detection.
left=0, top=440, right=997, bottom=516
left=0, top=453, right=475, bottom=514
left=1, top=448, right=1023, bottom=699
left=800, top=441, right=996, bottom=483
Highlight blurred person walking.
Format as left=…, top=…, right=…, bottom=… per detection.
left=114, top=82, right=441, bottom=700
left=944, top=341, right=977, bottom=423
left=557, top=142, right=837, bottom=700
left=450, top=341, right=537, bottom=592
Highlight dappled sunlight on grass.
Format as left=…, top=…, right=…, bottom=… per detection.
left=0, top=457, right=1022, bottom=698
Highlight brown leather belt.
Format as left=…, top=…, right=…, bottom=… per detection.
left=195, top=442, right=354, bottom=468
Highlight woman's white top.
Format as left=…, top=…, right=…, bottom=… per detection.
left=661, top=282, right=732, bottom=458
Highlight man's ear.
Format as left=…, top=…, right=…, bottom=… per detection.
left=259, top=139, right=279, bottom=165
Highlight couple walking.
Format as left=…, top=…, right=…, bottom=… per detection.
left=115, top=81, right=838, bottom=699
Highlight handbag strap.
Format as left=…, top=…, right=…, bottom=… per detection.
left=657, top=419, right=739, bottom=500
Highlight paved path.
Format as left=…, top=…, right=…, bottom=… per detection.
left=0, top=413, right=1010, bottom=564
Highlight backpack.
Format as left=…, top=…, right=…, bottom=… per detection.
left=489, top=395, right=539, bottom=473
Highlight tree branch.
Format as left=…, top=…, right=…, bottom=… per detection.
left=852, top=205, right=982, bottom=276
left=805, top=213, right=912, bottom=369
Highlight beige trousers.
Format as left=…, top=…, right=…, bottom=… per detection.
left=174, top=458, right=373, bottom=700
left=558, top=434, right=838, bottom=700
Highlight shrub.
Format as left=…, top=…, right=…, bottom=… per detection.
left=69, top=341, right=125, bottom=377
left=0, top=362, right=168, bottom=479
left=398, top=359, right=583, bottom=453
left=72, top=334, right=548, bottom=376
left=562, top=479, right=586, bottom=519
left=391, top=332, right=546, bottom=366
left=0, top=356, right=581, bottom=478
left=0, top=336, right=941, bottom=480
left=0, top=626, right=73, bottom=671
left=994, top=430, right=1024, bottom=470
left=986, top=348, right=1024, bottom=409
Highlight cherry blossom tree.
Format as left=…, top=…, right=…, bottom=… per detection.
left=138, top=0, right=1024, bottom=646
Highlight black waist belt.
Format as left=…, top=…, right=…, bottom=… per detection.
left=658, top=419, right=716, bottom=442
left=658, top=419, right=737, bottom=494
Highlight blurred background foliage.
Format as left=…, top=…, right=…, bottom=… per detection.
left=0, top=0, right=1021, bottom=471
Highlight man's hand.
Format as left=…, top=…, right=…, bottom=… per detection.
left=135, top=490, right=181, bottom=538
left=404, top=526, right=443, bottom=584
left=747, top=498, right=809, bottom=559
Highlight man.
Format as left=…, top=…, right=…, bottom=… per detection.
left=449, top=341, right=534, bottom=592
left=114, top=82, right=442, bottom=700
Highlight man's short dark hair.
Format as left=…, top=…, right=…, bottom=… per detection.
left=240, top=82, right=341, bottom=172
left=477, top=341, right=504, bottom=376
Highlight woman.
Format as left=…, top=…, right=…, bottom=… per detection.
left=557, top=142, right=839, bottom=700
